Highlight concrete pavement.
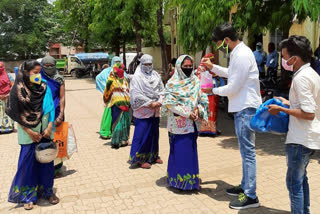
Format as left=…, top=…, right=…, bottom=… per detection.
left=0, top=78, right=320, bottom=214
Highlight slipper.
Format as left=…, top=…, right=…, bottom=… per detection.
left=49, top=194, right=60, bottom=205
left=24, top=202, right=33, bottom=210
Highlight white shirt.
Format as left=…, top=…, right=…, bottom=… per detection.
left=286, top=63, right=320, bottom=150
left=211, top=42, right=262, bottom=112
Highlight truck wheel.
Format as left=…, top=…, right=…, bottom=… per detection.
left=71, top=70, right=77, bottom=78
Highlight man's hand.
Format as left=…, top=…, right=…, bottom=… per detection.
left=201, top=58, right=214, bottom=71
left=268, top=104, right=283, bottom=115
left=274, top=97, right=290, bottom=106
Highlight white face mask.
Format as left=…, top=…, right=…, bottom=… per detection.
left=281, top=56, right=296, bottom=72
left=141, top=64, right=153, bottom=74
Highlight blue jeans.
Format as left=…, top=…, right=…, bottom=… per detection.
left=286, top=144, right=314, bottom=214
left=234, top=108, right=257, bottom=199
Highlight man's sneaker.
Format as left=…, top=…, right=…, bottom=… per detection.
left=229, top=193, right=260, bottom=210
left=226, top=185, right=244, bottom=196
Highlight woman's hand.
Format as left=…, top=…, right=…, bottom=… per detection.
left=150, top=102, right=162, bottom=108
left=201, top=88, right=213, bottom=94
left=42, top=123, right=53, bottom=139
left=27, top=129, right=42, bottom=143
left=55, top=114, right=63, bottom=127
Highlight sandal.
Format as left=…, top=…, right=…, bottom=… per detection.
left=141, top=162, right=151, bottom=169
left=155, top=158, right=163, bottom=164
left=24, top=202, right=33, bottom=210
left=49, top=194, right=60, bottom=205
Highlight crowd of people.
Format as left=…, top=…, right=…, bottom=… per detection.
left=0, top=22, right=319, bottom=213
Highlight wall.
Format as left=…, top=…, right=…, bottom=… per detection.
left=289, top=17, right=320, bottom=51
left=141, top=47, right=163, bottom=71
left=2, top=60, right=25, bottom=73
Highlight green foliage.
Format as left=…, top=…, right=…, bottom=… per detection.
left=0, top=0, right=52, bottom=60
left=169, top=0, right=237, bottom=53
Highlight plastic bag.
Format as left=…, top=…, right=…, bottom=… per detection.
left=250, top=98, right=289, bottom=134
left=67, top=124, right=77, bottom=157
left=200, top=71, right=214, bottom=89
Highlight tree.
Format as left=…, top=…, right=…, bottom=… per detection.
left=116, top=0, right=158, bottom=52
left=157, top=0, right=169, bottom=79
left=54, top=0, right=96, bottom=52
left=167, top=0, right=237, bottom=54
left=232, top=0, right=320, bottom=44
left=0, top=0, right=53, bottom=60
left=170, top=0, right=320, bottom=54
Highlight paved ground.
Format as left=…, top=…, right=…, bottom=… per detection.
left=1, top=78, right=320, bottom=214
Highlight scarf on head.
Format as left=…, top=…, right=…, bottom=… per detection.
left=162, top=55, right=208, bottom=121
left=103, top=63, right=130, bottom=111
left=96, top=56, right=121, bottom=93
left=5, top=64, right=47, bottom=128
left=130, top=54, right=164, bottom=111
left=0, top=62, right=11, bottom=95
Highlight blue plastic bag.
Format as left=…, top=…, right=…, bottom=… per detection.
left=250, top=98, right=289, bottom=134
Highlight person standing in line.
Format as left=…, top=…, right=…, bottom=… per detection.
left=41, top=56, right=66, bottom=177
left=0, top=62, right=14, bottom=134
left=96, top=56, right=121, bottom=140
left=162, top=55, right=208, bottom=191
left=268, top=35, right=320, bottom=214
left=6, top=61, right=59, bottom=210
left=253, top=42, right=267, bottom=79
left=103, top=62, right=131, bottom=149
left=266, top=42, right=279, bottom=80
left=202, top=23, right=262, bottom=210
left=129, top=54, right=164, bottom=169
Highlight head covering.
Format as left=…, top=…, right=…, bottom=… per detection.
left=103, top=63, right=130, bottom=112
left=96, top=56, right=121, bottom=93
left=5, top=61, right=47, bottom=128
left=256, top=42, right=262, bottom=51
left=130, top=54, right=164, bottom=111
left=41, top=56, right=57, bottom=77
left=162, top=55, right=208, bottom=120
left=113, top=63, right=125, bottom=79
left=140, top=54, right=153, bottom=75
left=0, top=62, right=11, bottom=95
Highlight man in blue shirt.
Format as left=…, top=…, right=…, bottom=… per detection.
left=253, top=42, right=267, bottom=79
left=266, top=42, right=279, bottom=80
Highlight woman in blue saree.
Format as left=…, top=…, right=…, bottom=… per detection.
left=41, top=56, right=66, bottom=177
left=6, top=60, right=59, bottom=210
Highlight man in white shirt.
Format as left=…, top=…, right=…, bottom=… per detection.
left=202, top=23, right=262, bottom=210
left=268, top=35, right=320, bottom=214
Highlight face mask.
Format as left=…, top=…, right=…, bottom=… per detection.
left=43, top=65, right=56, bottom=76
left=217, top=39, right=229, bottom=56
left=30, top=73, right=42, bottom=85
left=282, top=56, right=296, bottom=72
left=256, top=46, right=262, bottom=51
left=181, top=67, right=193, bottom=77
left=114, top=63, right=125, bottom=78
left=141, top=64, right=153, bottom=74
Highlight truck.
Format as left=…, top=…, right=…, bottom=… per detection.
left=74, top=53, right=109, bottom=79
left=45, top=53, right=109, bottom=78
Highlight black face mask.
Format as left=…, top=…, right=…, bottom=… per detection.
left=181, top=67, right=193, bottom=77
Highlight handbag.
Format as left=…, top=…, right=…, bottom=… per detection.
left=35, top=123, right=58, bottom=163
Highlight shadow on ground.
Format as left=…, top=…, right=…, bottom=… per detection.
left=156, top=176, right=199, bottom=195
left=201, top=180, right=290, bottom=214
left=55, top=166, right=77, bottom=179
